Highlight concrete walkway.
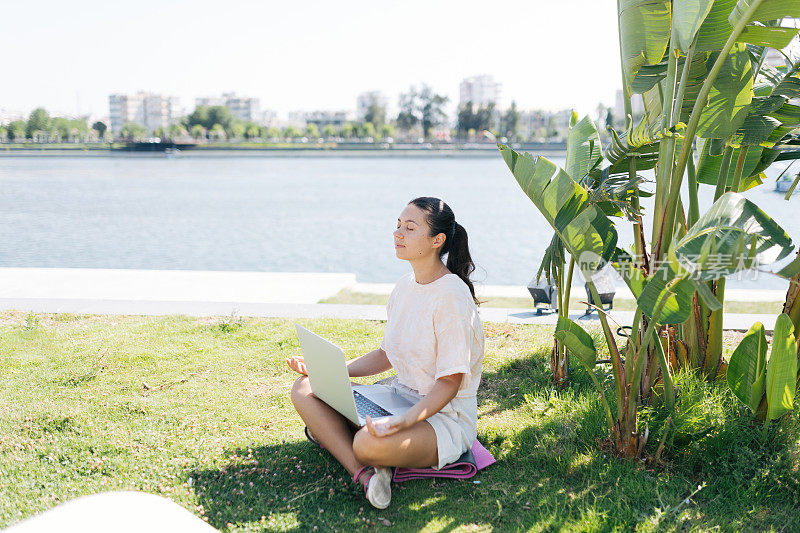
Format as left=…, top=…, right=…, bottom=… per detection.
left=354, top=281, right=789, bottom=302
left=0, top=268, right=786, bottom=331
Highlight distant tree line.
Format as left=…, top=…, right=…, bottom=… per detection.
left=3, top=92, right=560, bottom=145
left=456, top=100, right=521, bottom=140
left=0, top=108, right=108, bottom=142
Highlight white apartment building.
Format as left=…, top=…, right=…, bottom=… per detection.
left=459, top=75, right=502, bottom=107
left=287, top=110, right=351, bottom=129
left=261, top=110, right=278, bottom=128
left=109, top=92, right=179, bottom=133
left=194, top=92, right=261, bottom=122
left=356, top=91, right=388, bottom=122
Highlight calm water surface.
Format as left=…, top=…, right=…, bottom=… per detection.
left=0, top=155, right=797, bottom=290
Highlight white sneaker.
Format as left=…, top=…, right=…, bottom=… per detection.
left=365, top=467, right=392, bottom=509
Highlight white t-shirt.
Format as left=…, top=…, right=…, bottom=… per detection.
left=380, top=272, right=484, bottom=398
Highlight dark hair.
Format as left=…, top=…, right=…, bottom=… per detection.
left=408, top=196, right=479, bottom=305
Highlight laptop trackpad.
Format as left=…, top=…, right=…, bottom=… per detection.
left=353, top=384, right=415, bottom=415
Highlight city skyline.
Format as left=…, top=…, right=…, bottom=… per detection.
left=1, top=0, right=620, bottom=120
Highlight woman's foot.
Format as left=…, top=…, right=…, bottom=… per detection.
left=354, top=466, right=392, bottom=509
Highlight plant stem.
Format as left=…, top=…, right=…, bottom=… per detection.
left=587, top=280, right=625, bottom=417
left=703, top=147, right=749, bottom=379
left=563, top=257, right=575, bottom=316
left=715, top=145, right=734, bottom=201
left=556, top=264, right=564, bottom=317
left=651, top=48, right=680, bottom=256
left=625, top=280, right=677, bottom=428
left=588, top=370, right=616, bottom=435
left=627, top=308, right=643, bottom=386
left=560, top=258, right=576, bottom=380
left=706, top=278, right=726, bottom=379
left=652, top=42, right=693, bottom=262
left=687, top=147, right=700, bottom=227
left=652, top=331, right=675, bottom=411
left=731, top=145, right=749, bottom=192
left=671, top=45, right=695, bottom=126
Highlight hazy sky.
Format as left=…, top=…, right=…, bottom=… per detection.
left=2, top=0, right=622, bottom=119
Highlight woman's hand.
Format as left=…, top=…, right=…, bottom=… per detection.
left=285, top=355, right=308, bottom=376
left=365, top=414, right=409, bottom=438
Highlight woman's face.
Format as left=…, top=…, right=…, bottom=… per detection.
left=394, top=204, right=444, bottom=260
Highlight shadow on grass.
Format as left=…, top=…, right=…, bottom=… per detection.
left=190, top=352, right=625, bottom=531
left=190, top=351, right=800, bottom=531
left=190, top=419, right=617, bottom=532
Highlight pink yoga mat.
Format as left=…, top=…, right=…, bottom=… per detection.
left=392, top=440, right=496, bottom=482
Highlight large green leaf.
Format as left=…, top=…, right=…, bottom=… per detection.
left=765, top=313, right=797, bottom=421
left=554, top=317, right=597, bottom=368
left=630, top=61, right=668, bottom=93
left=637, top=262, right=696, bottom=324
left=696, top=141, right=765, bottom=185
left=729, top=0, right=800, bottom=26
left=619, top=0, right=672, bottom=84
left=696, top=0, right=737, bottom=51
left=499, top=145, right=618, bottom=277
left=565, top=114, right=603, bottom=182
left=747, top=95, right=786, bottom=115
left=696, top=43, right=754, bottom=138
left=671, top=192, right=797, bottom=279
left=772, top=70, right=800, bottom=99
left=737, top=24, right=800, bottom=48
left=727, top=322, right=768, bottom=411
left=748, top=146, right=781, bottom=175
left=769, top=102, right=800, bottom=125
left=730, top=65, right=800, bottom=147
left=734, top=113, right=781, bottom=144
left=674, top=0, right=716, bottom=51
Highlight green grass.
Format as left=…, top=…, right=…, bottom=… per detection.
left=320, top=290, right=783, bottom=314
left=1, top=311, right=799, bottom=531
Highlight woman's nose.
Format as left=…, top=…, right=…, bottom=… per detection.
left=393, top=229, right=402, bottom=239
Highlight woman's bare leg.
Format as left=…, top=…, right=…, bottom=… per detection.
left=290, top=376, right=364, bottom=477
left=352, top=421, right=438, bottom=469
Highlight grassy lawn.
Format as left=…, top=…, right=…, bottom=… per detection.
left=1, top=311, right=799, bottom=531
left=320, top=290, right=784, bottom=315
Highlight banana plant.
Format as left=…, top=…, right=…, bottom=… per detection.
left=727, top=315, right=797, bottom=433
left=499, top=0, right=800, bottom=457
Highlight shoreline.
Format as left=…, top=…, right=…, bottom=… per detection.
left=0, top=144, right=568, bottom=158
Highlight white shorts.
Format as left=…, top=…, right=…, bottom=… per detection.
left=390, top=380, right=477, bottom=470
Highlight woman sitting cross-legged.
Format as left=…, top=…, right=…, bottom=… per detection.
left=287, top=196, right=485, bottom=509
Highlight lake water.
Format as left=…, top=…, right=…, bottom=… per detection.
left=0, top=154, right=797, bottom=291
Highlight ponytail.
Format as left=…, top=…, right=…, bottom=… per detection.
left=445, top=222, right=478, bottom=305
left=408, top=197, right=479, bottom=305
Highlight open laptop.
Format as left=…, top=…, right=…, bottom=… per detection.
left=295, top=324, right=414, bottom=426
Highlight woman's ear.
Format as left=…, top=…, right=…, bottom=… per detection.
left=433, top=233, right=446, bottom=249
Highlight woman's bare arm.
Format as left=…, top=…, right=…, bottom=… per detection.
left=365, top=373, right=463, bottom=437
left=346, top=348, right=393, bottom=377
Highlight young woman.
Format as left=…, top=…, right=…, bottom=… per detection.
left=287, top=197, right=484, bottom=509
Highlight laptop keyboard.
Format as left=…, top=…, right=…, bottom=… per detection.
left=353, top=390, right=392, bottom=419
